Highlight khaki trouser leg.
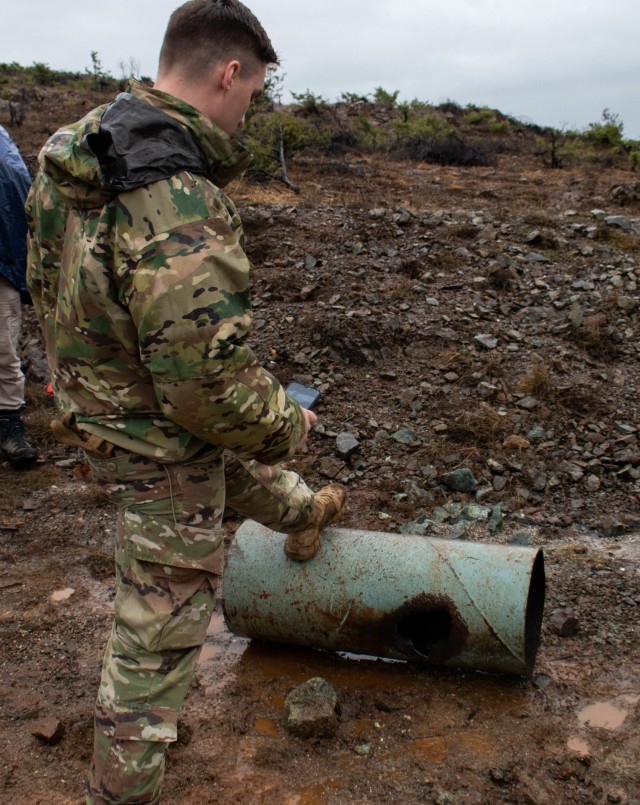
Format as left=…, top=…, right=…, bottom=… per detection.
left=0, top=276, right=25, bottom=411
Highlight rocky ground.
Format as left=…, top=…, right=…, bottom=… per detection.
left=0, top=89, right=639, bottom=803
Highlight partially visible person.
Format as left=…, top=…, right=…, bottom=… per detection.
left=0, top=125, right=37, bottom=468
left=27, top=1, right=347, bottom=801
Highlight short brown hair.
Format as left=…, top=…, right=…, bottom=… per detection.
left=158, top=0, right=278, bottom=78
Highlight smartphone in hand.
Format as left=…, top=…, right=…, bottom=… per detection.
left=285, top=381, right=321, bottom=410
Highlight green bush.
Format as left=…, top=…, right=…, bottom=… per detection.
left=290, top=89, right=329, bottom=116
left=243, top=112, right=332, bottom=179
left=31, top=62, right=55, bottom=86
left=465, top=107, right=495, bottom=125
left=585, top=108, right=624, bottom=148
left=488, top=119, right=511, bottom=135
left=373, top=86, right=400, bottom=109
left=355, top=111, right=388, bottom=150
left=392, top=113, right=457, bottom=140
left=465, top=107, right=511, bottom=134
left=438, top=99, right=463, bottom=114
left=539, top=115, right=639, bottom=169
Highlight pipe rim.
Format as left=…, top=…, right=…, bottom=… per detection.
left=524, top=550, right=546, bottom=674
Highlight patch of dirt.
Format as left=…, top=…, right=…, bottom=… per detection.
left=1, top=88, right=639, bottom=804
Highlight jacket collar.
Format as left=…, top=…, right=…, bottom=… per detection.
left=128, top=79, right=252, bottom=188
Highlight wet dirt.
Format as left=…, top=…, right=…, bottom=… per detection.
left=1, top=86, right=639, bottom=803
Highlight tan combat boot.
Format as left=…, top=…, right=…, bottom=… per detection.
left=284, top=483, right=348, bottom=561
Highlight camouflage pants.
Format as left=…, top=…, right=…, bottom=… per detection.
left=85, top=447, right=314, bottom=804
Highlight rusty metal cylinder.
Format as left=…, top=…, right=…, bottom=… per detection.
left=223, top=523, right=545, bottom=676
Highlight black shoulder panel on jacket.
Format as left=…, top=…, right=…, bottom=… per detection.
left=84, top=94, right=206, bottom=191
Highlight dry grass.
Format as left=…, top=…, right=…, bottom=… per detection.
left=411, top=435, right=481, bottom=467
left=444, top=223, right=480, bottom=241
left=523, top=211, right=554, bottom=227
left=555, top=385, right=610, bottom=416
left=395, top=257, right=423, bottom=279
left=516, top=360, right=610, bottom=417
left=591, top=227, right=639, bottom=253
left=569, top=312, right=619, bottom=358
left=23, top=383, right=59, bottom=450
left=430, top=248, right=466, bottom=274
left=517, top=362, right=556, bottom=400
left=446, top=405, right=505, bottom=447
left=384, top=273, right=415, bottom=300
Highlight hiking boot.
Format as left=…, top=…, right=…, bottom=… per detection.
left=284, top=483, right=348, bottom=561
left=0, top=413, right=38, bottom=468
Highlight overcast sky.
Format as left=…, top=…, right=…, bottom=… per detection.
left=2, top=0, right=639, bottom=138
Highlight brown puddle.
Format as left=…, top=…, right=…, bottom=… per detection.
left=254, top=717, right=280, bottom=738
left=578, top=701, right=629, bottom=730
left=567, top=737, right=591, bottom=755
left=50, top=587, right=75, bottom=603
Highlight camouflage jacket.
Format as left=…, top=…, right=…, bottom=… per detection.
left=26, top=80, right=305, bottom=463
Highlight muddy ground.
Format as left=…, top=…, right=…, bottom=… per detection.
left=1, top=88, right=639, bottom=804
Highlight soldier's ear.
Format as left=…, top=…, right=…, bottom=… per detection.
left=222, top=60, right=241, bottom=92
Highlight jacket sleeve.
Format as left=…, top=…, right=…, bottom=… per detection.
left=115, top=193, right=306, bottom=466
left=0, top=159, right=31, bottom=295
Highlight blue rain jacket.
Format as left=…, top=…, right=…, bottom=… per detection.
left=0, top=125, right=31, bottom=296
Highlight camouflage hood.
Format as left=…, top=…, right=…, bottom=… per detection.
left=37, top=79, right=252, bottom=210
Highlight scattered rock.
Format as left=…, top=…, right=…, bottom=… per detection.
left=548, top=607, right=580, bottom=636
left=391, top=428, right=419, bottom=445
left=460, top=503, right=490, bottom=522
left=318, top=457, right=346, bottom=480
left=526, top=252, right=551, bottom=263
left=598, top=515, right=638, bottom=538
left=493, top=475, right=508, bottom=492
left=517, top=397, right=538, bottom=411
left=533, top=675, right=552, bottom=691
left=31, top=717, right=63, bottom=744
left=335, top=432, right=360, bottom=459
left=585, top=474, right=601, bottom=492
left=448, top=522, right=468, bottom=540
left=605, top=215, right=632, bottom=231
left=509, top=531, right=532, bottom=547
left=399, top=515, right=435, bottom=537
left=283, top=678, right=339, bottom=740
left=299, top=284, right=319, bottom=300
left=488, top=504, right=504, bottom=534
left=474, top=333, right=498, bottom=350
left=439, top=468, right=478, bottom=493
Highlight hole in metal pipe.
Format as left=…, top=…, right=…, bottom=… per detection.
left=396, top=609, right=453, bottom=657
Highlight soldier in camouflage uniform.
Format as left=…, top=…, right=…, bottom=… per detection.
left=26, top=2, right=347, bottom=802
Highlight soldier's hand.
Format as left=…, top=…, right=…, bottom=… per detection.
left=298, top=407, right=317, bottom=448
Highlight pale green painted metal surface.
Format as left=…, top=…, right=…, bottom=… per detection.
left=224, top=523, right=545, bottom=676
